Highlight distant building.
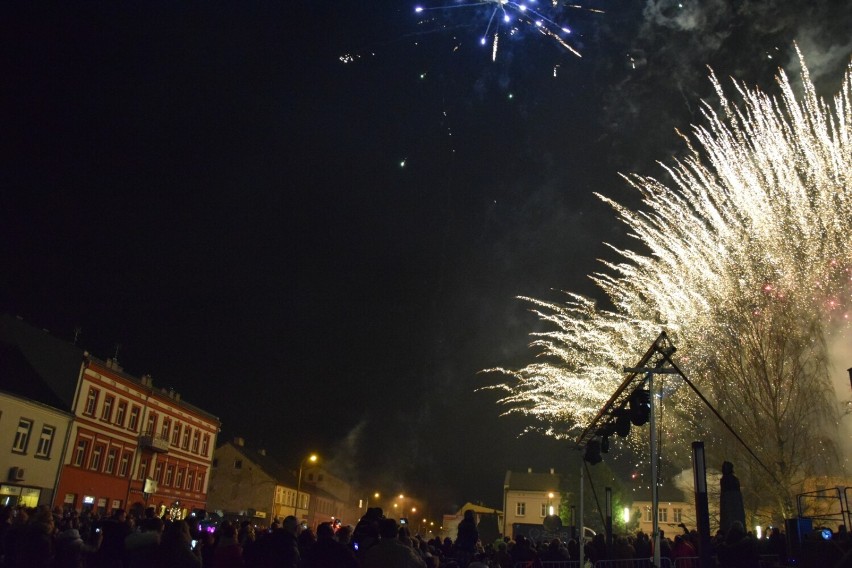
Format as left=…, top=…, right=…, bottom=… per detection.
left=0, top=343, right=73, bottom=508
left=208, top=438, right=299, bottom=525
left=630, top=486, right=696, bottom=537
left=502, top=468, right=563, bottom=539
left=442, top=502, right=504, bottom=542
left=0, top=314, right=220, bottom=517
left=302, top=465, right=355, bottom=526
left=208, top=438, right=350, bottom=529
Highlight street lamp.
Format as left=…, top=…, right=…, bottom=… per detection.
left=293, top=453, right=318, bottom=518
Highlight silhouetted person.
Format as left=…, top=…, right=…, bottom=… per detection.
left=362, top=518, right=426, bottom=568
left=257, top=515, right=300, bottom=568
left=455, top=509, right=479, bottom=568
left=301, top=522, right=358, bottom=568
left=719, top=461, right=746, bottom=536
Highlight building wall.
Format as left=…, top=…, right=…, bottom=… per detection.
left=0, top=393, right=72, bottom=508
left=56, top=358, right=218, bottom=517
left=208, top=443, right=287, bottom=524
left=631, top=499, right=696, bottom=536
left=504, top=489, right=562, bottom=538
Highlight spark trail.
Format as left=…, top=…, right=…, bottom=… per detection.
left=414, top=0, right=584, bottom=60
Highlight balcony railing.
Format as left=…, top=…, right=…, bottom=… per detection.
left=139, top=430, right=170, bottom=453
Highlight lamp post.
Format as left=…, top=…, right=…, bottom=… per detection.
left=293, top=453, right=318, bottom=519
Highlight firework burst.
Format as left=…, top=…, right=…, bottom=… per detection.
left=487, top=49, right=852, bottom=510
left=414, top=0, right=589, bottom=60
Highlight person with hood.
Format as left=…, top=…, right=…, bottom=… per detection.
left=55, top=517, right=101, bottom=568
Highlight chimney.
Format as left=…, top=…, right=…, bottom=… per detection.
left=258, top=449, right=266, bottom=456
left=528, top=468, right=533, bottom=473
left=234, top=437, right=245, bottom=447
left=550, top=468, right=555, bottom=475
left=174, top=392, right=181, bottom=401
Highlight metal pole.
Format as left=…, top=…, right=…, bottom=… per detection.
left=293, top=464, right=303, bottom=518
left=579, top=462, right=585, bottom=567
left=605, top=487, right=613, bottom=558
left=692, top=442, right=712, bottom=568
left=650, top=374, right=660, bottom=568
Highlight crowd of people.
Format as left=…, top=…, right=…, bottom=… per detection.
left=1, top=503, right=850, bottom=568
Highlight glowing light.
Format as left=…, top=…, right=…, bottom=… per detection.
left=623, top=507, right=630, bottom=524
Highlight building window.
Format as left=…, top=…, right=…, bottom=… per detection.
left=234, top=459, right=242, bottom=470
left=175, top=468, right=184, bottom=488
left=105, top=449, right=117, bottom=474
left=12, top=419, right=33, bottom=454
left=172, top=424, right=181, bottom=446
left=101, top=396, right=114, bottom=421
left=659, top=508, right=668, bottom=523
left=516, top=502, right=526, bottom=516
left=90, top=445, right=104, bottom=471
left=119, top=452, right=131, bottom=477
left=187, top=471, right=194, bottom=491
left=73, top=440, right=89, bottom=467
left=192, top=431, right=200, bottom=453
left=673, top=508, right=682, bottom=523
left=201, top=434, right=210, bottom=456
left=165, top=465, right=174, bottom=486
left=146, top=412, right=156, bottom=435
left=161, top=418, right=171, bottom=440
left=138, top=458, right=149, bottom=481
left=540, top=503, right=547, bottom=517
left=116, top=401, right=127, bottom=427
left=154, top=462, right=163, bottom=483
left=128, top=406, right=141, bottom=431
left=195, top=471, right=205, bottom=492
left=644, top=506, right=652, bottom=522
left=84, top=387, right=99, bottom=416
left=182, top=427, right=190, bottom=450
left=35, top=425, right=56, bottom=458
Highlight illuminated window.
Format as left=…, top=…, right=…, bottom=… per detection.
left=84, top=387, right=99, bottom=416
left=35, top=425, right=55, bottom=458
left=73, top=440, right=89, bottom=467
left=101, top=396, right=114, bottom=421
left=516, top=502, right=526, bottom=516
left=12, top=419, right=33, bottom=454
left=116, top=401, right=127, bottom=427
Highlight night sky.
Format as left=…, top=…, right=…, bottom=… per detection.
left=2, top=1, right=851, bottom=516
